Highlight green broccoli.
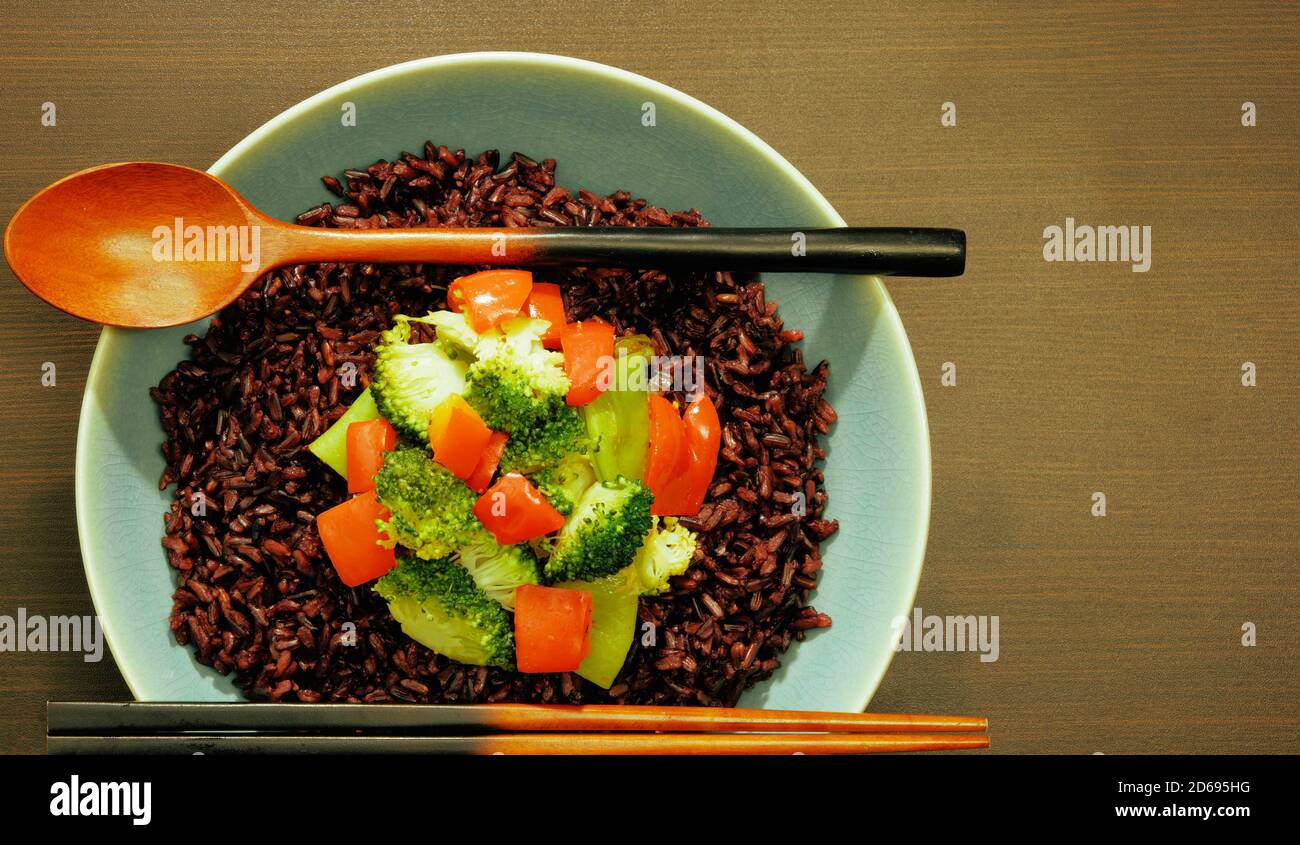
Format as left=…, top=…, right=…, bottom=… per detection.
left=466, top=363, right=564, bottom=433
left=632, top=518, right=698, bottom=595
left=462, top=316, right=570, bottom=433
left=373, top=447, right=481, bottom=560
left=544, top=477, right=654, bottom=582
left=422, top=309, right=481, bottom=356
left=475, top=315, right=569, bottom=387
left=532, top=452, right=598, bottom=516
left=371, top=314, right=469, bottom=443
left=415, top=311, right=585, bottom=474
left=498, top=405, right=588, bottom=475
left=456, top=535, right=541, bottom=610
left=376, top=555, right=515, bottom=669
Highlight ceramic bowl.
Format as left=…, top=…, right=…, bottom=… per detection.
left=76, top=52, right=930, bottom=709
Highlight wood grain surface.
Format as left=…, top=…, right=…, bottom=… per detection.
left=0, top=1, right=1295, bottom=754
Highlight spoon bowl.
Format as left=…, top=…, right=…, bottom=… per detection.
left=5, top=163, right=265, bottom=327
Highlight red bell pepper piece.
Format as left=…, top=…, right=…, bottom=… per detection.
left=523, top=282, right=567, bottom=349
left=428, top=394, right=493, bottom=480
left=648, top=393, right=721, bottom=517
left=465, top=431, right=509, bottom=494
left=514, top=584, right=593, bottom=673
left=473, top=472, right=566, bottom=545
left=345, top=418, right=397, bottom=494
left=447, top=269, right=533, bottom=333
left=646, top=394, right=689, bottom=510
left=316, top=490, right=396, bottom=586
left=560, top=319, right=615, bottom=406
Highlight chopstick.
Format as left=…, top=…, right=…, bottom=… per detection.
left=47, top=733, right=989, bottom=755
left=48, top=702, right=987, bottom=734
left=47, top=702, right=989, bottom=755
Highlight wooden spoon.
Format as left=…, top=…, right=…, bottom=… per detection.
left=4, top=162, right=965, bottom=328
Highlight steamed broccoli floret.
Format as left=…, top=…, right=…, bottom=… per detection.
left=423, top=309, right=481, bottom=356
left=371, top=314, right=469, bottom=443
left=456, top=535, right=541, bottom=610
left=475, top=316, right=569, bottom=389
left=376, top=555, right=515, bottom=669
left=632, top=518, right=698, bottom=595
left=373, top=447, right=480, bottom=560
left=544, top=477, right=654, bottom=582
left=417, top=311, right=584, bottom=474
left=498, top=405, right=588, bottom=475
left=463, top=316, right=570, bottom=434
left=466, top=362, right=565, bottom=433
left=532, top=452, right=598, bottom=516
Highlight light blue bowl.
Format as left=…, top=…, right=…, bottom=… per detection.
left=76, top=53, right=930, bottom=711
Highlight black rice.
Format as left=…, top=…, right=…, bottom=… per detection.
left=151, top=144, right=837, bottom=706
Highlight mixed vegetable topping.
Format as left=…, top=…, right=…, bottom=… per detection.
left=303, top=269, right=720, bottom=686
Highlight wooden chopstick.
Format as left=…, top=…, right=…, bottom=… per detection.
left=47, top=732, right=989, bottom=755
left=47, top=702, right=989, bottom=754
left=48, top=702, right=988, bottom=735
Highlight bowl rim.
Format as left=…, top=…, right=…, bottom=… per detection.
left=76, top=51, right=931, bottom=709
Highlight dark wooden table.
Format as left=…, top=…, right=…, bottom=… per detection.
left=1, top=1, right=1295, bottom=753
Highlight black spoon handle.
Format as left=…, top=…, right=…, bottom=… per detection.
left=516, top=227, right=966, bottom=277
left=291, top=226, right=966, bottom=277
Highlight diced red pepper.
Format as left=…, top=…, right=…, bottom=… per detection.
left=647, top=393, right=721, bottom=517
left=316, top=490, right=396, bottom=586
left=524, top=282, right=567, bottom=349
left=679, top=393, right=722, bottom=513
left=428, top=394, right=492, bottom=480
left=560, top=319, right=615, bottom=406
left=473, top=472, right=566, bottom=545
left=345, top=418, right=397, bottom=494
left=465, top=431, right=509, bottom=494
left=447, top=269, right=533, bottom=333
left=646, top=394, right=689, bottom=511
left=514, top=584, right=593, bottom=673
